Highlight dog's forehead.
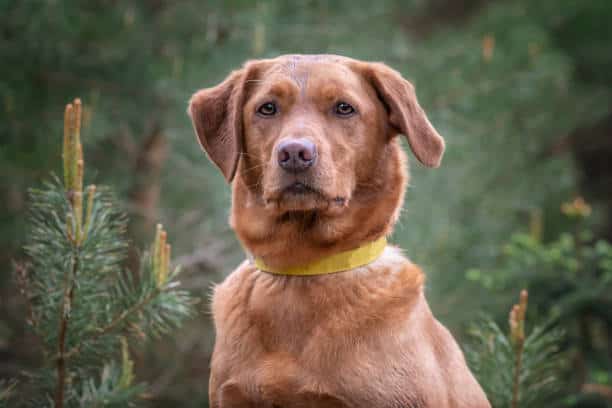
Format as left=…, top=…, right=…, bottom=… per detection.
left=260, top=55, right=362, bottom=92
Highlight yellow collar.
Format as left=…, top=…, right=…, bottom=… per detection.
left=254, top=237, right=387, bottom=276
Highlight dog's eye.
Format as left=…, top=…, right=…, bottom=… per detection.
left=257, top=102, right=277, bottom=116
left=335, top=102, right=355, bottom=116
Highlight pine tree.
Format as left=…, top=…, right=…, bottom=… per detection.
left=9, top=99, right=194, bottom=407
left=466, top=290, right=568, bottom=408
left=466, top=196, right=612, bottom=404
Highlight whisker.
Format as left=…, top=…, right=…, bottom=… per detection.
left=243, top=163, right=268, bottom=172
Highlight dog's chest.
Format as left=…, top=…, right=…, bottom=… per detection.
left=211, top=259, right=436, bottom=407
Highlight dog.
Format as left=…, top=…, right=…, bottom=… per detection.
left=189, top=54, right=490, bottom=408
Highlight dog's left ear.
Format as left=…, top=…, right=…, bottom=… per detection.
left=360, top=62, right=445, bottom=168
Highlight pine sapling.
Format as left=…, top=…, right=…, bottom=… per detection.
left=11, top=99, right=194, bottom=407
left=509, top=290, right=528, bottom=408
left=466, top=290, right=567, bottom=408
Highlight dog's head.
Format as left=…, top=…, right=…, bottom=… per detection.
left=189, top=55, right=444, bottom=265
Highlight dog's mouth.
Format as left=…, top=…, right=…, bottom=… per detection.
left=264, top=181, right=348, bottom=213
left=283, top=182, right=319, bottom=196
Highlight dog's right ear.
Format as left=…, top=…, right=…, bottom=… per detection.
left=188, top=66, right=250, bottom=182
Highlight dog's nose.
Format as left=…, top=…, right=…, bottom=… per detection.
left=277, top=138, right=317, bottom=172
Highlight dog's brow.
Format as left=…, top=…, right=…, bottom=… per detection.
left=271, top=81, right=297, bottom=98
left=277, top=59, right=309, bottom=97
left=319, top=83, right=342, bottom=100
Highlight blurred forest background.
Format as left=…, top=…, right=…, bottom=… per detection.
left=1, top=0, right=612, bottom=406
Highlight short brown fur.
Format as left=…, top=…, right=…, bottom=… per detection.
left=189, top=54, right=490, bottom=407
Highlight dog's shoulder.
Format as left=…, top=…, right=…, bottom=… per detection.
left=212, top=259, right=255, bottom=295
left=210, top=260, right=257, bottom=331
left=424, top=318, right=492, bottom=407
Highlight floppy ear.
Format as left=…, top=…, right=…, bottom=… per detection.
left=188, top=68, right=247, bottom=182
left=363, top=62, right=445, bottom=168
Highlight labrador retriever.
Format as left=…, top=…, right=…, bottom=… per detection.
left=189, top=54, right=490, bottom=408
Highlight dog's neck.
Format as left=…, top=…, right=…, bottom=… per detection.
left=253, top=236, right=388, bottom=275
left=230, top=143, right=408, bottom=270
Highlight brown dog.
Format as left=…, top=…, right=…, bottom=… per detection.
left=189, top=55, right=490, bottom=408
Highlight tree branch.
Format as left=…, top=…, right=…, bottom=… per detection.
left=54, top=250, right=79, bottom=408
left=61, top=289, right=160, bottom=361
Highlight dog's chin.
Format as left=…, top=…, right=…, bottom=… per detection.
left=264, top=182, right=348, bottom=215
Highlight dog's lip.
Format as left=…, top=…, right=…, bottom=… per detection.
left=283, top=182, right=318, bottom=195
left=280, top=183, right=346, bottom=204
left=263, top=182, right=348, bottom=209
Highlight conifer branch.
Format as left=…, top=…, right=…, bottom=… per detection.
left=62, top=289, right=160, bottom=361
left=82, top=184, right=96, bottom=241
left=54, top=250, right=78, bottom=408
left=118, top=337, right=135, bottom=389
left=466, top=290, right=567, bottom=408
left=57, top=223, right=184, bottom=362
left=54, top=98, right=86, bottom=408
left=509, top=290, right=528, bottom=408
left=62, top=104, right=73, bottom=191
left=17, top=98, right=194, bottom=406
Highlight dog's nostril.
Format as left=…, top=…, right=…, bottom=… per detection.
left=276, top=138, right=317, bottom=172
left=299, top=148, right=313, bottom=162
left=279, top=149, right=291, bottom=163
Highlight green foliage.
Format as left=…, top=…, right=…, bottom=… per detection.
left=467, top=202, right=612, bottom=322
left=77, top=339, right=145, bottom=408
left=467, top=228, right=612, bottom=296
left=11, top=101, right=194, bottom=407
left=395, top=0, right=612, bottom=324
left=467, top=312, right=567, bottom=408
left=466, top=200, right=612, bottom=405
